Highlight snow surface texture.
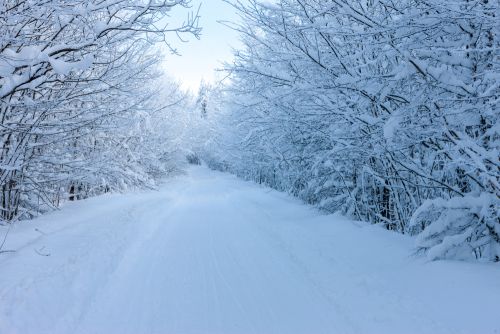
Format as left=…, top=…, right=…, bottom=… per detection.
left=1, top=167, right=499, bottom=334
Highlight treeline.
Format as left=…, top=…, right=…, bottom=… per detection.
left=196, top=0, right=499, bottom=261
left=0, top=1, right=199, bottom=222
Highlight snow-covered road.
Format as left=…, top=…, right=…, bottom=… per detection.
left=1, top=167, right=499, bottom=334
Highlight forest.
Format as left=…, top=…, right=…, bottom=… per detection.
left=1, top=0, right=499, bottom=263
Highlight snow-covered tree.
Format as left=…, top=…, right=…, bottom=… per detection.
left=0, top=0, right=200, bottom=221
left=192, top=0, right=499, bottom=261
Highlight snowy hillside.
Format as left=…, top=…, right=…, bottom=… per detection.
left=1, top=167, right=499, bottom=334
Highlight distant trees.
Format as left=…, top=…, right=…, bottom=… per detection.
left=198, top=0, right=499, bottom=261
left=0, top=0, right=200, bottom=222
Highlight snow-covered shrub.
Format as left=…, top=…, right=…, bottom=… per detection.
left=186, top=152, right=202, bottom=165
left=410, top=194, right=499, bottom=262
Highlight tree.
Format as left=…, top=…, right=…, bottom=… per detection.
left=0, top=0, right=200, bottom=222
left=194, top=0, right=499, bottom=261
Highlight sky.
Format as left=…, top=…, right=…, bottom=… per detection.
left=163, top=0, right=243, bottom=93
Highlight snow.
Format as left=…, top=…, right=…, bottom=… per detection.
left=411, top=193, right=499, bottom=261
left=1, top=166, right=499, bottom=334
left=383, top=114, right=400, bottom=140
left=48, top=55, right=93, bottom=76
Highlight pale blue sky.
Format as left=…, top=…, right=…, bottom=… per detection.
left=163, top=0, right=243, bottom=92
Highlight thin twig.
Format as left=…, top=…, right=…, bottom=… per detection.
left=0, top=222, right=13, bottom=253
left=35, top=246, right=50, bottom=257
